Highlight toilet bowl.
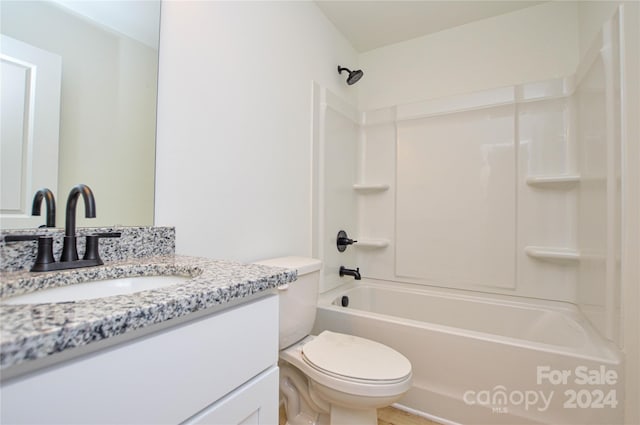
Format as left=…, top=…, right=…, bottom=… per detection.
left=254, top=257, right=412, bottom=425
left=280, top=332, right=412, bottom=425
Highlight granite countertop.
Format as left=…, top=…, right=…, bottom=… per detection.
left=0, top=255, right=296, bottom=371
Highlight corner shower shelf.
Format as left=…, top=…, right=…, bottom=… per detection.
left=355, top=238, right=390, bottom=248
left=352, top=184, right=390, bottom=193
left=525, top=246, right=580, bottom=263
left=526, top=175, right=580, bottom=189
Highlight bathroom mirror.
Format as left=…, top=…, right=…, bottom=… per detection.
left=0, top=0, right=160, bottom=229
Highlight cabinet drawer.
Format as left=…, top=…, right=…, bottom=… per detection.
left=1, top=295, right=278, bottom=424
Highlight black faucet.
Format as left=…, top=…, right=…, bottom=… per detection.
left=5, top=183, right=121, bottom=272
left=60, top=184, right=96, bottom=262
left=339, top=266, right=361, bottom=280
left=32, top=188, right=56, bottom=228
left=336, top=230, right=357, bottom=252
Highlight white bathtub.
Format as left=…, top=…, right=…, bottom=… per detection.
left=312, top=280, right=624, bottom=425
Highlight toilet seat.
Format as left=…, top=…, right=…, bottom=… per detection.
left=280, top=332, right=412, bottom=397
left=302, top=331, right=412, bottom=383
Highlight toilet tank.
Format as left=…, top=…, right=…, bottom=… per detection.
left=254, top=257, right=321, bottom=349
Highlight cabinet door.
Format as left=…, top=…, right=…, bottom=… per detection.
left=184, top=366, right=279, bottom=425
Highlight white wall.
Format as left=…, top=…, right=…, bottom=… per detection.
left=357, top=1, right=579, bottom=110
left=155, top=1, right=358, bottom=262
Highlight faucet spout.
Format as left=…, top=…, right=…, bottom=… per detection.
left=31, top=188, right=56, bottom=227
left=65, top=184, right=96, bottom=237
left=61, top=184, right=96, bottom=262
left=339, top=266, right=361, bottom=280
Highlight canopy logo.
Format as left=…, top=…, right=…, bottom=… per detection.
left=463, top=386, right=553, bottom=413
left=462, top=365, right=619, bottom=414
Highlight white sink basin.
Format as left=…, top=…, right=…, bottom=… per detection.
left=2, top=275, right=191, bottom=305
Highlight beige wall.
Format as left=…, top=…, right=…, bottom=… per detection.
left=1, top=1, right=157, bottom=227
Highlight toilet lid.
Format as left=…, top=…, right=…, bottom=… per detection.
left=301, top=331, right=412, bottom=382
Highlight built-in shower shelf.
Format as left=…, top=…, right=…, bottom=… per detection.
left=352, top=184, right=390, bottom=193
left=355, top=238, right=390, bottom=248
left=526, top=175, right=581, bottom=189
left=525, top=246, right=580, bottom=263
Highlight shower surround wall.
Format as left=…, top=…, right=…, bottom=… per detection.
left=576, top=15, right=622, bottom=344
left=316, top=75, right=602, bottom=304
left=312, top=3, right=622, bottom=346
left=318, top=0, right=583, bottom=298
left=353, top=23, right=622, bottom=346
left=312, top=84, right=359, bottom=293
left=357, top=81, right=582, bottom=299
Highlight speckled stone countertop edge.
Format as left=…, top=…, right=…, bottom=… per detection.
left=0, top=255, right=297, bottom=370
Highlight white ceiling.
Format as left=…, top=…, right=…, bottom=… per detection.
left=315, top=1, right=545, bottom=52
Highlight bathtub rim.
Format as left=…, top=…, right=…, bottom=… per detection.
left=317, top=279, right=623, bottom=365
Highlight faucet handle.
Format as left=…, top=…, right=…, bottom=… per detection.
left=83, top=232, right=121, bottom=263
left=4, top=234, right=57, bottom=272
left=31, top=236, right=56, bottom=271
left=93, top=232, right=122, bottom=238
left=4, top=234, right=42, bottom=242
left=337, top=230, right=358, bottom=252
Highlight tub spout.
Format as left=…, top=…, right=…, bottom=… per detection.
left=339, top=266, right=361, bottom=280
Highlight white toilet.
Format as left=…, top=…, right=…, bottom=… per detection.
left=254, top=257, right=412, bottom=425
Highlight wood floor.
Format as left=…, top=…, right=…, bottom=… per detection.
left=377, top=407, right=440, bottom=425
left=279, top=405, right=440, bottom=425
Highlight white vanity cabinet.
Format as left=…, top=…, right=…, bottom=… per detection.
left=0, top=295, right=279, bottom=425
left=183, top=366, right=278, bottom=425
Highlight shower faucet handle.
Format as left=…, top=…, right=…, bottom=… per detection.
left=336, top=230, right=358, bottom=252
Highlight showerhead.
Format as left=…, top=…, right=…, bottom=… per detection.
left=338, top=65, right=364, bottom=85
